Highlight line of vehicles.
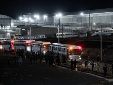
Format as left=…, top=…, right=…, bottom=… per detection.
left=0, top=39, right=83, bottom=62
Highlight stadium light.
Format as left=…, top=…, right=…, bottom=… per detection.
left=28, top=17, right=34, bottom=23
left=93, top=22, right=96, bottom=26
left=34, top=14, right=40, bottom=20
left=43, top=15, right=48, bottom=20
left=80, top=12, right=84, bottom=16
left=23, top=17, right=29, bottom=22
left=19, top=16, right=23, bottom=21
left=55, top=12, right=63, bottom=43
left=55, top=13, right=63, bottom=19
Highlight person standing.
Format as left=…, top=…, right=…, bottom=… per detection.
left=91, top=61, right=94, bottom=71
left=70, top=55, right=76, bottom=70
left=74, top=59, right=77, bottom=71
left=112, top=64, right=113, bottom=77
left=103, top=64, right=107, bottom=77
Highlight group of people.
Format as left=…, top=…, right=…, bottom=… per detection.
left=6, top=49, right=113, bottom=77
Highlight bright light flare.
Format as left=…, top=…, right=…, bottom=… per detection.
left=29, top=17, right=34, bottom=23
left=0, top=45, right=3, bottom=50
left=69, top=46, right=74, bottom=50
left=34, top=14, right=40, bottom=20
left=43, top=15, right=48, bottom=20
left=19, top=16, right=23, bottom=21
left=55, top=13, right=63, bottom=19
left=80, top=12, right=84, bottom=16
left=76, top=46, right=82, bottom=50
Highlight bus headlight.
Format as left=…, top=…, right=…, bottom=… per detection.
left=0, top=45, right=3, bottom=50
left=43, top=51, right=46, bottom=54
left=79, top=56, right=81, bottom=60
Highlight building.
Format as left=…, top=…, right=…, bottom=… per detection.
left=54, top=8, right=113, bottom=35
left=0, top=14, right=21, bottom=38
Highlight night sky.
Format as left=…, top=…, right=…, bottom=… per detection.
left=0, top=0, right=113, bottom=18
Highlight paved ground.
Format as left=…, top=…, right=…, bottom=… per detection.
left=0, top=62, right=112, bottom=85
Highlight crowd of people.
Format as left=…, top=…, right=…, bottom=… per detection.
left=1, top=49, right=113, bottom=78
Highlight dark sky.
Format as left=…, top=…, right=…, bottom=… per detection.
left=0, top=0, right=113, bottom=18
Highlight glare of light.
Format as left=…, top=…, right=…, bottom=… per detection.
left=19, top=16, right=23, bottom=21
left=77, top=46, right=82, bottom=50
left=43, top=51, right=46, bottom=54
left=7, top=33, right=10, bottom=37
left=43, top=15, right=48, bottom=20
left=22, top=29, right=25, bottom=30
left=79, top=57, right=82, bottom=60
left=55, top=13, right=63, bottom=19
left=80, top=12, right=84, bottom=16
left=43, top=45, right=46, bottom=48
left=23, top=17, right=28, bottom=22
left=0, top=45, right=3, bottom=49
left=28, top=17, right=34, bottom=23
left=69, top=46, right=73, bottom=50
left=34, top=14, right=40, bottom=20
left=27, top=46, right=31, bottom=52
left=11, top=22, right=14, bottom=27
left=93, top=22, right=96, bottom=26
left=6, top=26, right=10, bottom=29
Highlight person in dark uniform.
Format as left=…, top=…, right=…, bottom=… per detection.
left=91, top=61, right=94, bottom=71
left=103, top=64, right=107, bottom=77
left=74, top=59, right=77, bottom=70
left=112, top=64, right=113, bottom=77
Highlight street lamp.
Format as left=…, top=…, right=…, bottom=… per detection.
left=80, top=12, right=84, bottom=27
left=93, top=22, right=96, bottom=30
left=100, top=26, right=103, bottom=61
left=88, top=11, right=91, bottom=31
left=55, top=13, right=63, bottom=43
left=34, top=14, right=40, bottom=25
left=19, top=16, right=23, bottom=21
left=80, top=12, right=84, bottom=16
left=43, top=15, right=48, bottom=25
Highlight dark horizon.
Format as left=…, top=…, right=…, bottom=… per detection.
left=0, top=0, right=113, bottom=18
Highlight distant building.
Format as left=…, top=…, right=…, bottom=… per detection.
left=54, top=8, right=113, bottom=33
left=0, top=14, right=11, bottom=26
left=19, top=25, right=57, bottom=39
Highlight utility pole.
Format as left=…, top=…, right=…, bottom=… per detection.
left=89, top=12, right=91, bottom=31
left=62, top=24, right=63, bottom=38
left=100, top=25, right=103, bottom=61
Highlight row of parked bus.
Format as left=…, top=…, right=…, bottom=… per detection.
left=32, top=41, right=83, bottom=62
left=0, top=39, right=83, bottom=62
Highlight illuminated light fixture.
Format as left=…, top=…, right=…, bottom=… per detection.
left=43, top=45, right=46, bottom=48
left=28, top=17, right=34, bottom=23
left=34, top=14, right=40, bottom=20
left=19, top=16, right=23, bottom=21
left=22, top=29, right=25, bottom=30
left=0, top=45, right=3, bottom=49
left=43, top=51, right=46, bottom=54
left=11, top=22, right=14, bottom=27
left=55, top=12, right=63, bottom=19
left=76, top=46, right=82, bottom=50
left=43, top=15, right=48, bottom=20
left=23, top=18, right=29, bottom=22
left=93, top=22, right=96, bottom=26
left=80, top=12, right=84, bottom=16
left=69, top=46, right=73, bottom=50
left=27, top=46, right=31, bottom=52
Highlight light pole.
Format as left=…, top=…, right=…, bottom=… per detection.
left=100, top=25, right=103, bottom=61
left=43, top=15, right=48, bottom=25
left=93, top=22, right=96, bottom=30
left=55, top=13, right=63, bottom=43
left=28, top=17, right=34, bottom=40
left=80, top=12, right=84, bottom=28
left=34, top=14, right=40, bottom=25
